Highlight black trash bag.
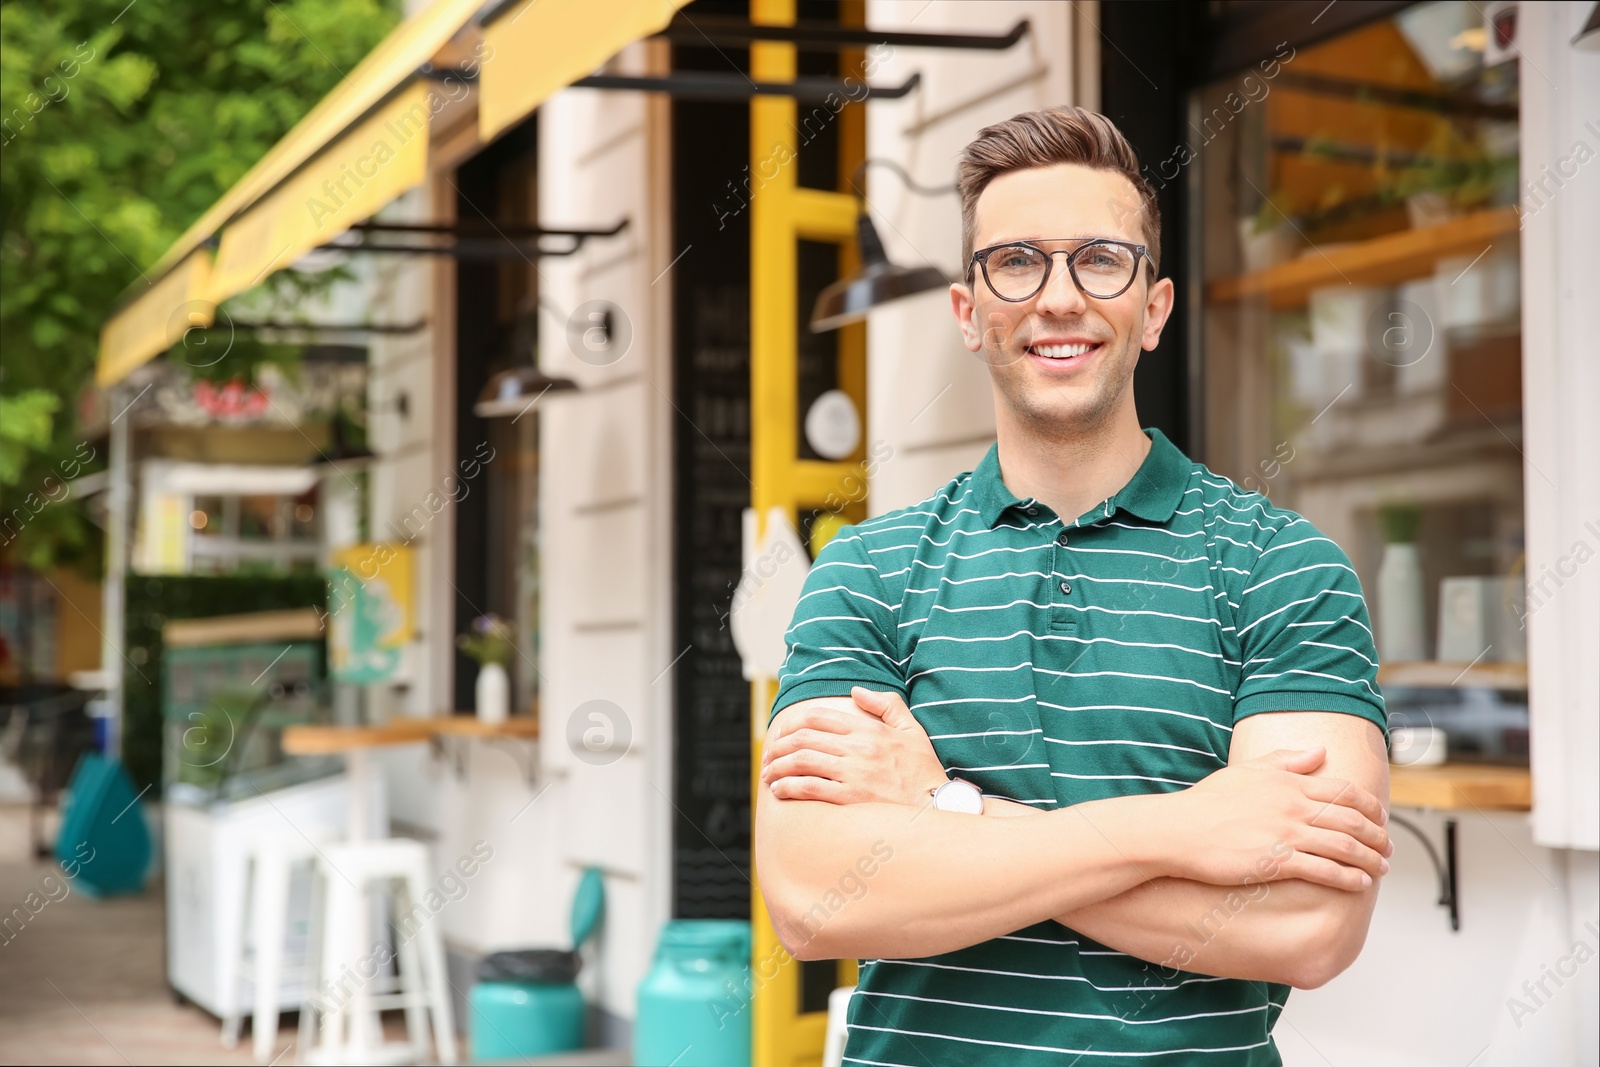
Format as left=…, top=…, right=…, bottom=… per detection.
left=476, top=948, right=582, bottom=985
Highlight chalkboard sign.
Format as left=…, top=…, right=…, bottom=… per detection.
left=671, top=83, right=754, bottom=918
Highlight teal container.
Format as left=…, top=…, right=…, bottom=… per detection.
left=56, top=753, right=151, bottom=898
left=635, top=920, right=752, bottom=1067
left=470, top=981, right=584, bottom=1059
left=469, top=867, right=605, bottom=1062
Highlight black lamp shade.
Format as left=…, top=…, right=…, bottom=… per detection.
left=810, top=213, right=949, bottom=333
left=474, top=365, right=579, bottom=418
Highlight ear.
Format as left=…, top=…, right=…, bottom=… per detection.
left=1141, top=276, right=1176, bottom=352
left=949, top=281, right=983, bottom=352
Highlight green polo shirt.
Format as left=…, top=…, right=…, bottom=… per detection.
left=771, top=428, right=1385, bottom=1066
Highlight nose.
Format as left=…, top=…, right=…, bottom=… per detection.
left=1032, top=251, right=1089, bottom=318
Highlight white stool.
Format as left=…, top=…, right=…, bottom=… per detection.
left=301, top=838, right=457, bottom=1065
left=221, top=829, right=331, bottom=1062
left=822, top=984, right=855, bottom=1067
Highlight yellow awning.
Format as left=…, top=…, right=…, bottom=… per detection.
left=209, top=83, right=432, bottom=304
left=99, top=0, right=689, bottom=386
left=96, top=251, right=214, bottom=388
left=97, top=0, right=481, bottom=385
left=479, top=0, right=690, bottom=140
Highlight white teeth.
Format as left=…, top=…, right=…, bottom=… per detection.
left=1032, top=343, right=1094, bottom=359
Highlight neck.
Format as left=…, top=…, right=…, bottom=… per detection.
left=992, top=399, right=1151, bottom=523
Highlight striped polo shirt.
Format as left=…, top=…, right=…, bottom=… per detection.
left=771, top=428, right=1386, bottom=1066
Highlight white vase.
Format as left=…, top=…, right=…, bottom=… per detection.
left=475, top=662, right=509, bottom=725
left=1377, top=543, right=1426, bottom=664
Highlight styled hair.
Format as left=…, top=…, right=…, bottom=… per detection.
left=957, top=105, right=1161, bottom=277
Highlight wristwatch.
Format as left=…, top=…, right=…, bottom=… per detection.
left=930, top=777, right=984, bottom=814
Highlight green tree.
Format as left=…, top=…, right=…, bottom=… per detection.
left=0, top=0, right=398, bottom=571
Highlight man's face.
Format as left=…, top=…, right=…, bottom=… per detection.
left=950, top=164, right=1174, bottom=436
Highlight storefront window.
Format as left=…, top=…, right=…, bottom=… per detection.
left=1197, top=1, right=1527, bottom=760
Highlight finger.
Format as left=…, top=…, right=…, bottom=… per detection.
left=1277, top=851, right=1372, bottom=893
left=762, top=727, right=852, bottom=765
left=1299, top=777, right=1388, bottom=830
left=851, top=686, right=916, bottom=731
left=763, top=750, right=847, bottom=785
left=1310, top=803, right=1391, bottom=857
left=1295, top=826, right=1389, bottom=881
left=768, top=775, right=852, bottom=804
left=1253, top=747, right=1325, bottom=774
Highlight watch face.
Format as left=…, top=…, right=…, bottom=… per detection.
left=934, top=779, right=984, bottom=815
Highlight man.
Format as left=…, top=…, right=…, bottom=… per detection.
left=755, top=107, right=1390, bottom=1065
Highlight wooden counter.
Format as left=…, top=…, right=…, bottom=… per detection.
left=281, top=716, right=539, bottom=755
left=1389, top=763, right=1531, bottom=811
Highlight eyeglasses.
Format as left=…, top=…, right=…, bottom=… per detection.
left=967, top=238, right=1150, bottom=302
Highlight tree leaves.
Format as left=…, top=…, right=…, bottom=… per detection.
left=0, top=0, right=398, bottom=570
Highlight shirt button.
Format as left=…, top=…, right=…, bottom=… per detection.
left=1059, top=581, right=1072, bottom=594
left=1056, top=531, right=1070, bottom=547
left=1026, top=507, right=1038, bottom=517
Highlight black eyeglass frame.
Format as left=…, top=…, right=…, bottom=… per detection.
left=966, top=237, right=1152, bottom=302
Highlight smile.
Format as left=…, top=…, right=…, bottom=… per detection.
left=1026, top=342, right=1102, bottom=361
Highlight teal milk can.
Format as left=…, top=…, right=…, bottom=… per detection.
left=635, top=920, right=752, bottom=1067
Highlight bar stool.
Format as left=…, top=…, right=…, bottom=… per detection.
left=301, top=838, right=457, bottom=1065
left=220, top=827, right=333, bottom=1062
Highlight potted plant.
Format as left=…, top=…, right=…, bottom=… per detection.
left=458, top=614, right=516, bottom=725
left=1238, top=191, right=1300, bottom=272
left=1380, top=121, right=1519, bottom=228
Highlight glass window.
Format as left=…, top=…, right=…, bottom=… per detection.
left=238, top=495, right=281, bottom=541
left=1196, top=2, right=1526, bottom=748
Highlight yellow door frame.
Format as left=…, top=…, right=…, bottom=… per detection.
left=748, top=1, right=868, bottom=1064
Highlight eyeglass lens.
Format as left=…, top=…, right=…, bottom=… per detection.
left=985, top=242, right=1138, bottom=300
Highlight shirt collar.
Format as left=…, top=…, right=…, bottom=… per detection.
left=972, top=428, right=1191, bottom=529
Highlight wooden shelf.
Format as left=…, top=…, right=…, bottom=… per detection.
left=1207, top=206, right=1519, bottom=309
left=1389, top=762, right=1530, bottom=811
left=431, top=716, right=540, bottom=740
left=282, top=716, right=538, bottom=755
left=281, top=720, right=435, bottom=755
left=1378, top=660, right=1528, bottom=689
left=164, top=608, right=324, bottom=647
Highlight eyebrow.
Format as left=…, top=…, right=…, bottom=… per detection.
left=976, top=235, right=1130, bottom=250
left=993, top=234, right=1117, bottom=243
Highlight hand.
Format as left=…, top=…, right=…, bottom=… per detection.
left=1158, top=747, right=1392, bottom=892
left=762, top=687, right=948, bottom=805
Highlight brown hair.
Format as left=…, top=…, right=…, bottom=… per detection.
left=957, top=105, right=1161, bottom=278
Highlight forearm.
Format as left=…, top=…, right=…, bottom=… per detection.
left=1059, top=875, right=1377, bottom=988
left=982, top=792, right=1377, bottom=986
left=755, top=785, right=1172, bottom=961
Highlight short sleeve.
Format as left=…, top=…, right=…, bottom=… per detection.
left=1233, top=517, right=1387, bottom=735
left=770, top=529, right=906, bottom=721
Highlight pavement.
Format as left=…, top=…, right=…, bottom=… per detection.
left=0, top=848, right=269, bottom=1065
left=0, top=806, right=631, bottom=1066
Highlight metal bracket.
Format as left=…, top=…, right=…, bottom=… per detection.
left=427, top=733, right=541, bottom=788
left=1389, top=812, right=1459, bottom=931
left=428, top=733, right=468, bottom=780
left=320, top=219, right=629, bottom=261
left=571, top=71, right=921, bottom=102
left=654, top=15, right=1031, bottom=52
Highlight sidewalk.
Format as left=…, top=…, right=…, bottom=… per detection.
left=0, top=848, right=266, bottom=1065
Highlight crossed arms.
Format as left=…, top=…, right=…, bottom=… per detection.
left=754, top=687, right=1390, bottom=989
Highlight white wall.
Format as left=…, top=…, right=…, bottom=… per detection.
left=1520, top=0, right=1600, bottom=855
left=1279, top=812, right=1596, bottom=1066
left=863, top=0, right=1076, bottom=515
left=366, top=38, right=676, bottom=1030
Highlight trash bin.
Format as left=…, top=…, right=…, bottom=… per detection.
left=635, top=919, right=752, bottom=1067
left=469, top=867, right=604, bottom=1061
left=471, top=949, right=585, bottom=1059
